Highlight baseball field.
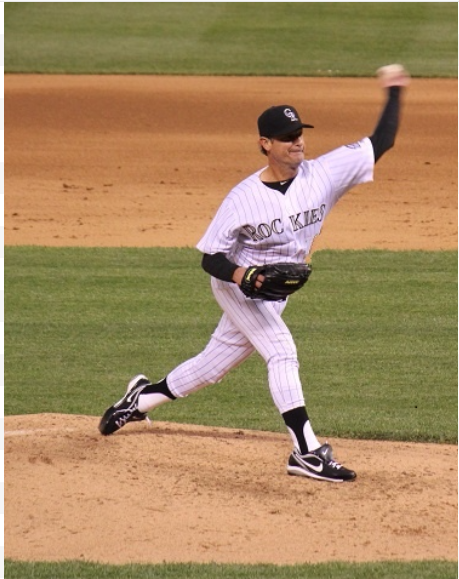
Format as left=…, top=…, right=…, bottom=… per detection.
left=4, top=4, right=458, bottom=579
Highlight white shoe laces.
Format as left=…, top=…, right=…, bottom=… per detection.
left=328, top=459, right=343, bottom=470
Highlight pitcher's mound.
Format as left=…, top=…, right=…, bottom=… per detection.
left=5, top=414, right=457, bottom=564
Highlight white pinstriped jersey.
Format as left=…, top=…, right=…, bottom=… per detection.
left=197, top=137, right=374, bottom=266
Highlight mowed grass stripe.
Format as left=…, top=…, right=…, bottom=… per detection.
left=4, top=559, right=459, bottom=579
left=5, top=247, right=457, bottom=444
left=5, top=2, right=458, bottom=76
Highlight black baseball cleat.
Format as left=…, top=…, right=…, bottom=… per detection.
left=99, top=374, right=152, bottom=436
left=287, top=443, right=356, bottom=483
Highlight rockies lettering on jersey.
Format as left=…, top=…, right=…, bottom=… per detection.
left=242, top=204, right=326, bottom=242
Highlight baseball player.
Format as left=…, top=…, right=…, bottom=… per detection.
left=99, top=64, right=409, bottom=483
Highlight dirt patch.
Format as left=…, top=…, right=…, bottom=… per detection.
left=4, top=75, right=457, bottom=250
left=4, top=75, right=458, bottom=565
left=5, top=414, right=458, bottom=565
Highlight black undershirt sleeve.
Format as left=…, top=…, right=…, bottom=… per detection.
left=201, top=252, right=239, bottom=283
left=369, top=86, right=402, bottom=163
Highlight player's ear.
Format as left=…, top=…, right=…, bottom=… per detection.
left=259, top=137, right=271, bottom=156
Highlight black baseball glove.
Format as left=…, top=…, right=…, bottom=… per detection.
left=240, top=263, right=312, bottom=301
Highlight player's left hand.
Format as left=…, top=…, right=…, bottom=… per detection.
left=376, top=64, right=410, bottom=88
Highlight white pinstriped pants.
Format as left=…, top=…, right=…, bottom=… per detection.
left=167, top=277, right=305, bottom=414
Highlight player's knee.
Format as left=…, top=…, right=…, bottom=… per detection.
left=267, top=352, right=299, bottom=374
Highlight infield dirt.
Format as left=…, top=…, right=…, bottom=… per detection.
left=4, top=75, right=458, bottom=565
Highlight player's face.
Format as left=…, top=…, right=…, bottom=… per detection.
left=262, top=129, right=305, bottom=166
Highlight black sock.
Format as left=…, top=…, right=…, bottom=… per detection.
left=142, top=377, right=176, bottom=400
left=282, top=406, right=310, bottom=454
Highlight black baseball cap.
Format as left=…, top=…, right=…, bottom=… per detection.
left=257, top=105, right=314, bottom=138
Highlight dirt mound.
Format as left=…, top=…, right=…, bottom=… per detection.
left=5, top=414, right=457, bottom=565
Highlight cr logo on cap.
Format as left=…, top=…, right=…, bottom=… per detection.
left=284, top=108, right=298, bottom=122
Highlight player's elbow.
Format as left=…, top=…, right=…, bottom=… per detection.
left=201, top=253, right=212, bottom=275
left=370, top=133, right=396, bottom=163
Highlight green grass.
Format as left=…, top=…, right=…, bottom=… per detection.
left=5, top=247, right=457, bottom=444
left=4, top=560, right=458, bottom=579
left=5, top=2, right=457, bottom=76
